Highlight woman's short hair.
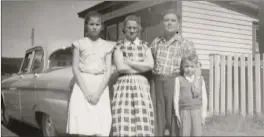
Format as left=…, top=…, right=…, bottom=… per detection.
left=179, top=54, right=199, bottom=76
left=122, top=15, right=142, bottom=34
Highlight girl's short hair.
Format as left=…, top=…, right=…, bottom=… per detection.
left=84, top=11, right=104, bottom=37
left=122, top=15, right=142, bottom=34
left=84, top=11, right=104, bottom=26
left=179, top=54, right=199, bottom=76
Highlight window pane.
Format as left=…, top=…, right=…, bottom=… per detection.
left=49, top=47, right=72, bottom=69
left=21, top=52, right=33, bottom=73
left=31, top=50, right=44, bottom=72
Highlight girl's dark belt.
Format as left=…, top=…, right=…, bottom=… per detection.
left=118, top=73, right=146, bottom=77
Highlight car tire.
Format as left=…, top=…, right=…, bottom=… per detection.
left=1, top=105, right=12, bottom=128
left=41, top=114, right=58, bottom=137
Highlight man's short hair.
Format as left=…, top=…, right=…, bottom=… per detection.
left=161, top=9, right=180, bottom=21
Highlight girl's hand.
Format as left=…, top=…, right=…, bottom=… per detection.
left=90, top=91, right=102, bottom=105
left=201, top=112, right=207, bottom=126
left=84, top=92, right=93, bottom=104
left=201, top=116, right=206, bottom=126
left=176, top=112, right=181, bottom=127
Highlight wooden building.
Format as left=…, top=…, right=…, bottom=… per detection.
left=77, top=1, right=262, bottom=92
left=77, top=0, right=261, bottom=68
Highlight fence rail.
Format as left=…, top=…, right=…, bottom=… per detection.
left=209, top=53, right=264, bottom=116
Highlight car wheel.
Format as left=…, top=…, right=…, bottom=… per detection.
left=42, top=114, right=58, bottom=137
left=1, top=105, right=12, bottom=127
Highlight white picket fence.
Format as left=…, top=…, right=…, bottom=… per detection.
left=209, top=53, right=264, bottom=116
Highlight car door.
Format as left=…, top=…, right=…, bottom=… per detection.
left=20, top=48, right=44, bottom=126
left=2, top=74, right=22, bottom=121
left=3, top=50, right=35, bottom=121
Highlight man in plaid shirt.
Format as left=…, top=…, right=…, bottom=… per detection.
left=150, top=9, right=196, bottom=136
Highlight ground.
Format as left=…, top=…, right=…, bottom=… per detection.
left=203, top=114, right=264, bottom=136
left=2, top=115, right=264, bottom=136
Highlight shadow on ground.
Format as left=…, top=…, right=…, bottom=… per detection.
left=2, top=120, right=42, bottom=137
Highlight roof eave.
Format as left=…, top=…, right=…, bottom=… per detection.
left=77, top=1, right=125, bottom=19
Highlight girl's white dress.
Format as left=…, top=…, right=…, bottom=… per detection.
left=66, top=37, right=113, bottom=136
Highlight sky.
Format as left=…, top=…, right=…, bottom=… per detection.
left=1, top=0, right=101, bottom=58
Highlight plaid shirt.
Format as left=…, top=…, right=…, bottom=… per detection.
left=150, top=33, right=196, bottom=76
left=116, top=38, right=148, bottom=62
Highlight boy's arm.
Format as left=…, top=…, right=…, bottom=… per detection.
left=201, top=78, right=208, bottom=119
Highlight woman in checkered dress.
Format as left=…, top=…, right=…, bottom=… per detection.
left=112, top=15, right=155, bottom=136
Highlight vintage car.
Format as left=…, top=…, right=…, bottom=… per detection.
left=1, top=40, right=118, bottom=136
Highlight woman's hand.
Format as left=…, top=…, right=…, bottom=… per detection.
left=124, top=58, right=133, bottom=66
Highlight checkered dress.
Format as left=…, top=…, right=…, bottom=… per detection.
left=111, top=39, right=155, bottom=136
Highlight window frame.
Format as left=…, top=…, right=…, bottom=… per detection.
left=18, top=51, right=34, bottom=74
left=30, top=49, right=44, bottom=73
left=18, top=47, right=45, bottom=74
left=48, top=47, right=73, bottom=70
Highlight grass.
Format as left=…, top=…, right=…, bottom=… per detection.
left=203, top=114, right=264, bottom=136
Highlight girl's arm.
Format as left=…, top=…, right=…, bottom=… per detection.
left=72, top=46, right=91, bottom=100
left=174, top=77, right=180, bottom=118
left=201, top=78, right=208, bottom=119
left=113, top=47, right=139, bottom=74
left=95, top=52, right=113, bottom=97
left=125, top=48, right=154, bottom=73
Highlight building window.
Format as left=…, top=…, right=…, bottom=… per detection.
left=106, top=24, right=118, bottom=41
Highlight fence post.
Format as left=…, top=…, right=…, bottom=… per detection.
left=255, top=54, right=261, bottom=115
left=227, top=55, right=233, bottom=114
left=262, top=54, right=264, bottom=114
left=220, top=55, right=226, bottom=115
left=209, top=54, right=214, bottom=115
left=234, top=55, right=239, bottom=114
left=240, top=55, right=246, bottom=116
left=248, top=54, right=253, bottom=116
left=214, top=54, right=220, bottom=115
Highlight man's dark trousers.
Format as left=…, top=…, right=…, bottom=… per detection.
left=153, top=74, right=179, bottom=136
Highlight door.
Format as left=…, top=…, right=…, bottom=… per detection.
left=20, top=48, right=44, bottom=126
left=2, top=75, right=22, bottom=120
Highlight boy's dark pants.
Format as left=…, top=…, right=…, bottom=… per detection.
left=152, top=75, right=179, bottom=136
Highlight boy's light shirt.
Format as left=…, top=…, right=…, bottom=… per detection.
left=174, top=74, right=208, bottom=118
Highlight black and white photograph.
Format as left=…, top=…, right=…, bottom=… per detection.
left=1, top=0, right=264, bottom=136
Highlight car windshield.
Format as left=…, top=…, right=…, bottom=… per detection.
left=49, top=47, right=72, bottom=69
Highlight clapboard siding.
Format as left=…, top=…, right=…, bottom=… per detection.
left=193, top=39, right=252, bottom=49
left=183, top=1, right=251, bottom=18
left=182, top=1, right=256, bottom=69
left=184, top=28, right=252, bottom=40
left=183, top=18, right=252, bottom=34
left=183, top=6, right=254, bottom=23
left=185, top=33, right=252, bottom=45
left=183, top=11, right=252, bottom=26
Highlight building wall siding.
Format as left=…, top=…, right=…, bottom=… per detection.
left=182, top=1, right=257, bottom=69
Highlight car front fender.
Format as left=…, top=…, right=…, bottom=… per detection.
left=34, top=97, right=68, bottom=134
